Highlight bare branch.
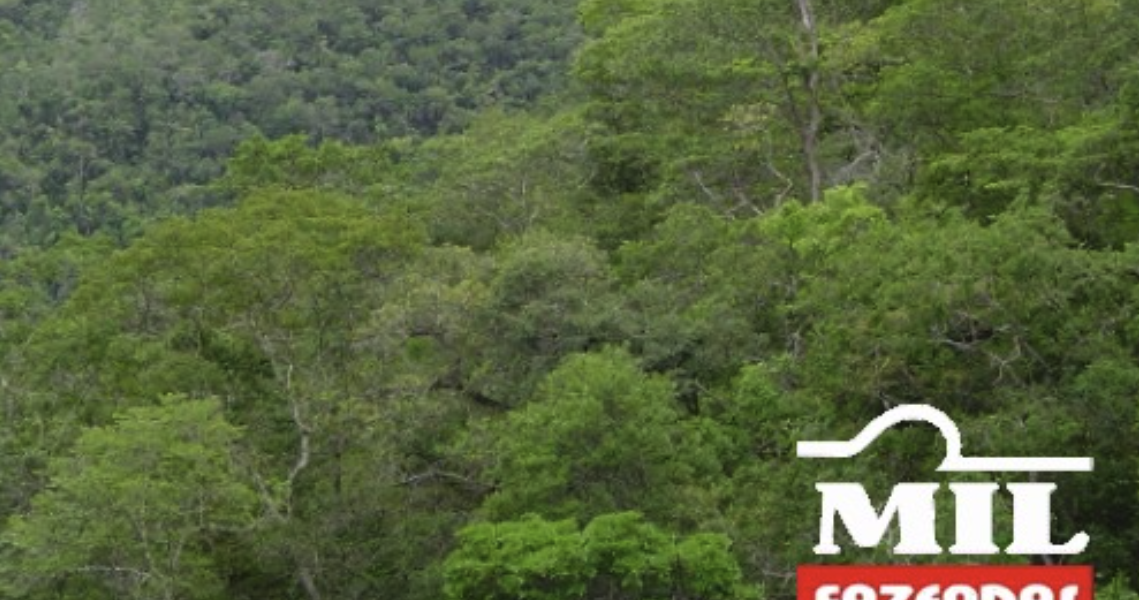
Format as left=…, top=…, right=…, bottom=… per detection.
left=285, top=365, right=312, bottom=501
left=299, top=566, right=323, bottom=600
left=795, top=0, right=824, bottom=202
left=689, top=169, right=721, bottom=203
left=1097, top=180, right=1139, bottom=194
left=72, top=565, right=152, bottom=581
left=830, top=147, right=879, bottom=187
left=400, top=467, right=486, bottom=489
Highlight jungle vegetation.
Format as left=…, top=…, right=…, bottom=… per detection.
left=2, top=0, right=1139, bottom=599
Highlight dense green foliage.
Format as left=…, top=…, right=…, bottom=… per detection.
left=0, top=0, right=581, bottom=248
left=2, top=0, right=1139, bottom=599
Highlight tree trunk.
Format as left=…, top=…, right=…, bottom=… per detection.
left=795, top=0, right=824, bottom=202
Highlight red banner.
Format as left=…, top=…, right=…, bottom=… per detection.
left=798, top=565, right=1094, bottom=600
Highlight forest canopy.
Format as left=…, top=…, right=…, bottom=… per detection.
left=2, top=0, right=1139, bottom=599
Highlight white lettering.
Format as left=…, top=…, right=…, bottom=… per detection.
left=1004, top=483, right=1088, bottom=555
left=845, top=584, right=878, bottom=600
left=810, top=584, right=1082, bottom=600
left=882, top=585, right=915, bottom=600
left=944, top=585, right=979, bottom=600
left=948, top=483, right=1000, bottom=555
left=1019, top=584, right=1055, bottom=600
left=815, top=483, right=940, bottom=555
left=981, top=584, right=1018, bottom=600
left=916, top=586, right=942, bottom=600
left=818, top=585, right=842, bottom=600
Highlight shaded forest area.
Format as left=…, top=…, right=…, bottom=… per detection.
left=2, top=0, right=1139, bottom=599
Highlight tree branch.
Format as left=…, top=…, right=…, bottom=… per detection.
left=285, top=364, right=311, bottom=511
left=1097, top=180, right=1139, bottom=194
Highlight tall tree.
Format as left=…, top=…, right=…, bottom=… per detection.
left=1, top=397, right=257, bottom=600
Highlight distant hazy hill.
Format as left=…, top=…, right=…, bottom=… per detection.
left=0, top=0, right=580, bottom=246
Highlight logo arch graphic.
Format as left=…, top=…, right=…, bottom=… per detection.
left=796, top=404, right=1092, bottom=472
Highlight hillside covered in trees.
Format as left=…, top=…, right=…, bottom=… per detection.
left=2, top=0, right=1139, bottom=599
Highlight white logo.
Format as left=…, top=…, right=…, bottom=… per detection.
left=797, top=405, right=1093, bottom=556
